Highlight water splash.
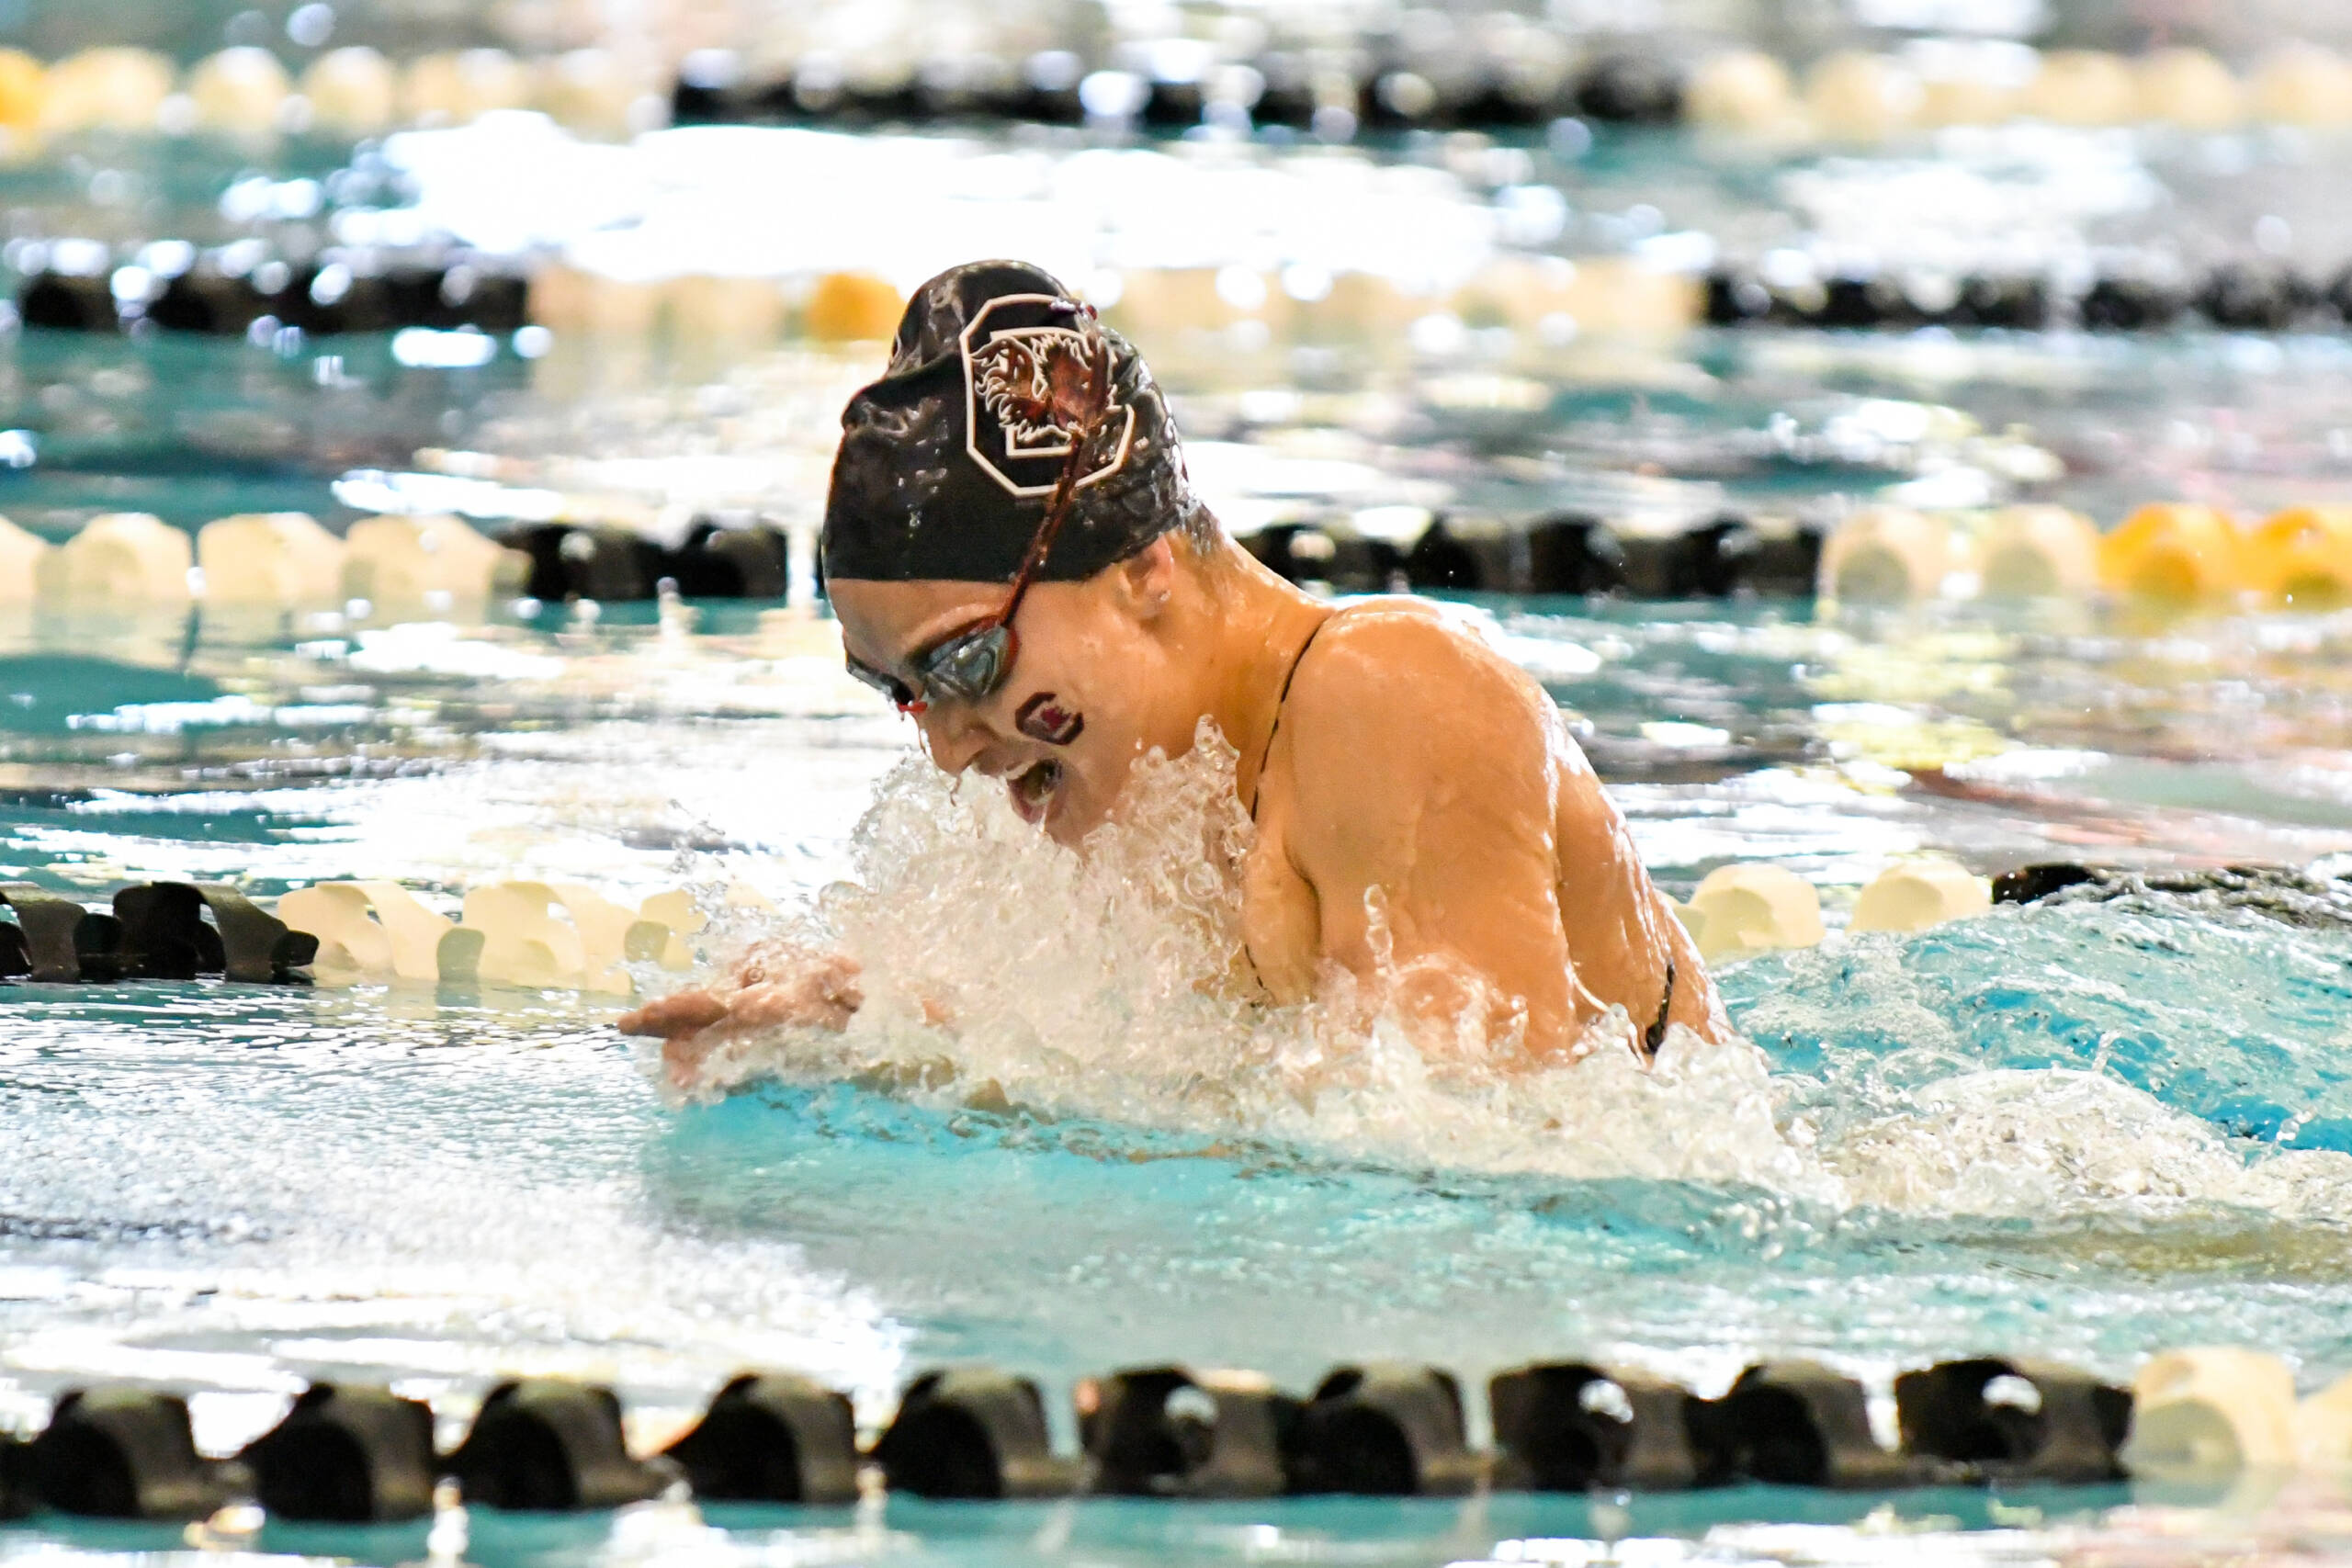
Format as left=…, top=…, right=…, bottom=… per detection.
left=655, top=725, right=2352, bottom=1225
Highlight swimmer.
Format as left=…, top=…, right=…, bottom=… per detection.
left=620, top=261, right=1727, bottom=1076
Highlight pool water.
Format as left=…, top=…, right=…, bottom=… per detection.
left=6, top=121, right=2352, bottom=1565
left=2, top=583, right=2352, bottom=1563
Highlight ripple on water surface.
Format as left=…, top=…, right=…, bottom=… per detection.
left=0, top=606, right=2347, bottom=1568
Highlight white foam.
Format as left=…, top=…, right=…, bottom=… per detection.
left=660, top=725, right=2352, bottom=1224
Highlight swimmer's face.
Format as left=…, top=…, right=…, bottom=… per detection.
left=831, top=540, right=1193, bottom=846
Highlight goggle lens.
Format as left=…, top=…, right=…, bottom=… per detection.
left=918, top=624, right=1014, bottom=705
left=844, top=622, right=1015, bottom=712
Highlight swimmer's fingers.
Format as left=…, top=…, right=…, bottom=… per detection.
left=616, top=990, right=730, bottom=1039
left=722, top=976, right=859, bottom=1034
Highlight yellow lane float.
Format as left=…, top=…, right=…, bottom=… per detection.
left=1111, top=266, right=1287, bottom=343
left=0, top=49, right=48, bottom=137
left=803, top=271, right=907, bottom=344
left=2095, top=502, right=2245, bottom=602
left=277, top=880, right=477, bottom=985
left=545, top=882, right=678, bottom=990
left=2246, top=505, right=2352, bottom=607
left=1913, top=45, right=2026, bottom=128
left=277, top=884, right=398, bottom=983
left=637, top=890, right=703, bottom=970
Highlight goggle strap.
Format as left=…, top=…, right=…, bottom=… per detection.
left=859, top=321, right=1108, bottom=711
left=1000, top=330, right=1112, bottom=628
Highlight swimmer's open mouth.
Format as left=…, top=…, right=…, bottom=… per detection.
left=1008, top=760, right=1062, bottom=823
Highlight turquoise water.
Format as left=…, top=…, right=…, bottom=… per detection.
left=6, top=118, right=2352, bottom=1564
left=1, top=589, right=2351, bottom=1564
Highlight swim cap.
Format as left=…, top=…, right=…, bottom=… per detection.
left=821, top=260, right=1197, bottom=584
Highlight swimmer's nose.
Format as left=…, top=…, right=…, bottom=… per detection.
left=915, top=707, right=994, bottom=776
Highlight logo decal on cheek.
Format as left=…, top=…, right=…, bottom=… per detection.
left=1014, top=692, right=1085, bottom=746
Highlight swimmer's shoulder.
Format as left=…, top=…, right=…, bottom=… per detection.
left=1279, top=597, right=1558, bottom=774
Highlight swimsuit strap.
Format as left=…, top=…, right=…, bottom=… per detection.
left=1248, top=609, right=1337, bottom=820
left=1643, top=956, right=1676, bottom=1057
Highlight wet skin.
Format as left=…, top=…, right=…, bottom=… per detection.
left=619, top=530, right=1728, bottom=1073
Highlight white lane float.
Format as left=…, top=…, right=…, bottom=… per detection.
left=39, top=47, right=173, bottom=133
left=1683, top=864, right=1826, bottom=964
left=39, top=513, right=191, bottom=601
left=301, top=47, right=401, bottom=137
left=1849, top=859, right=1992, bottom=935
left=1817, top=506, right=1962, bottom=605
left=196, top=513, right=345, bottom=604
left=186, top=47, right=292, bottom=135
left=2120, top=1348, right=2299, bottom=1481
left=1976, top=505, right=2100, bottom=601
left=341, top=513, right=526, bottom=605
left=0, top=513, right=48, bottom=596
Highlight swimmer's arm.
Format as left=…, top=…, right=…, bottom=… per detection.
left=1278, top=610, right=1589, bottom=1066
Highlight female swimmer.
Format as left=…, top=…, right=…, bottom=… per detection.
left=620, top=260, right=1728, bottom=1072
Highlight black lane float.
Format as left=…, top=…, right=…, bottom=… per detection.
left=668, top=52, right=1690, bottom=136
left=0, top=882, right=315, bottom=985
left=506, top=520, right=790, bottom=604
left=1249, top=513, right=1826, bottom=600
left=1, top=1356, right=2141, bottom=1527
left=17, top=256, right=530, bottom=338
left=0, top=882, right=313, bottom=985
left=1705, top=260, right=2352, bottom=335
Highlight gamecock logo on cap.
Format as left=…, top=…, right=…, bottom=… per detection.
left=958, top=294, right=1136, bottom=499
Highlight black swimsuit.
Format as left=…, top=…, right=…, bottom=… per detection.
left=1645, top=958, right=1676, bottom=1058
left=1245, top=608, right=1677, bottom=1058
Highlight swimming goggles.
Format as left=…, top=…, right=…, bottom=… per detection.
left=845, top=314, right=1114, bottom=716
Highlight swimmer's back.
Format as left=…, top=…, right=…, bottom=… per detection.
left=1242, top=597, right=1725, bottom=1061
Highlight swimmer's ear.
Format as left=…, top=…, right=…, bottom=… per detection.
left=1112, top=535, right=1179, bottom=622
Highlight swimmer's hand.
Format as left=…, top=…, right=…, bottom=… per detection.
left=617, top=949, right=862, bottom=1087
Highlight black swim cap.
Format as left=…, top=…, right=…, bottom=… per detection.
left=821, top=260, right=1197, bottom=584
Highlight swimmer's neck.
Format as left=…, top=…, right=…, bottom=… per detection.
left=1163, top=540, right=1329, bottom=803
